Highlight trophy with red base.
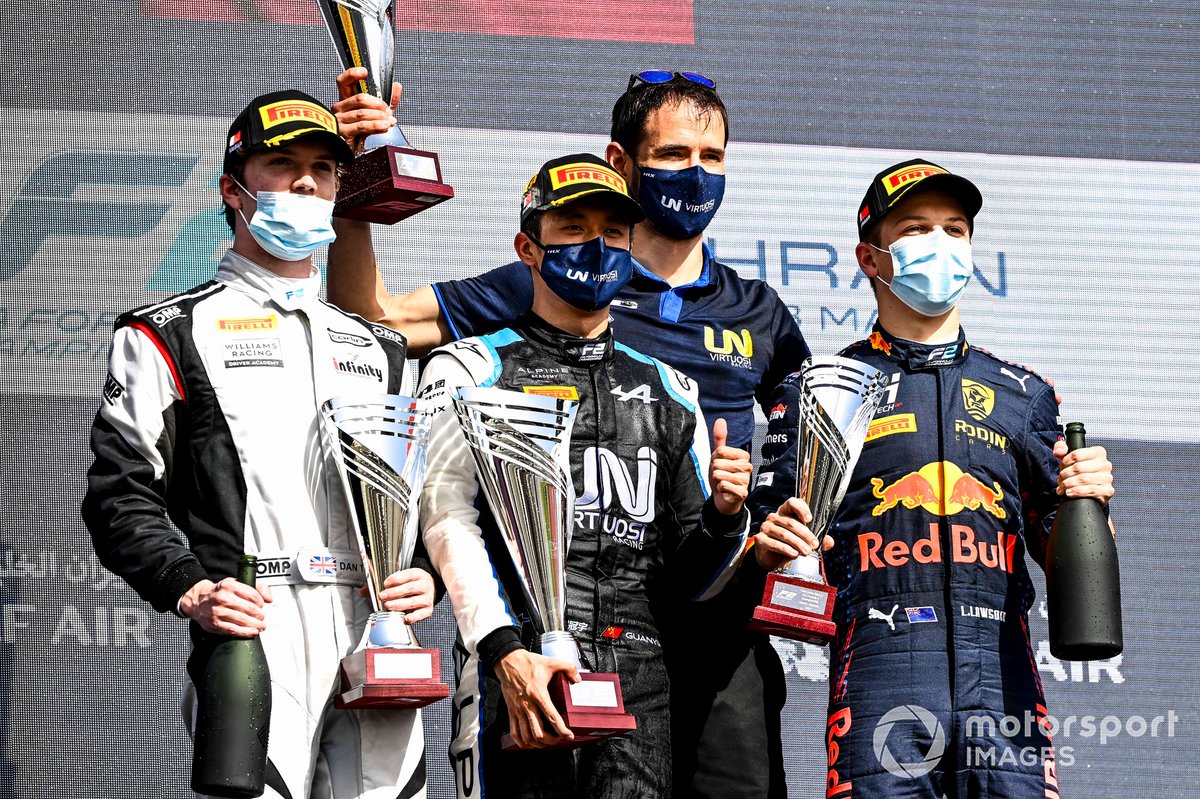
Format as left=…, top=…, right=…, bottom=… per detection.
left=453, top=387, right=637, bottom=749
left=316, top=0, right=454, bottom=223
left=320, top=394, right=449, bottom=708
left=749, top=357, right=886, bottom=643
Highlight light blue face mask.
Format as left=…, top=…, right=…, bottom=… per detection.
left=872, top=228, right=974, bottom=317
left=235, top=180, right=336, bottom=261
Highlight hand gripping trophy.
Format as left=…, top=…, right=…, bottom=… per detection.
left=315, top=0, right=454, bottom=222
left=320, top=394, right=449, bottom=707
left=452, top=386, right=637, bottom=748
left=749, top=357, right=886, bottom=643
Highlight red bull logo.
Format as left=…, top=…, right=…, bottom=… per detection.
left=859, top=523, right=1017, bottom=573
left=869, top=461, right=1006, bottom=519
left=868, top=330, right=892, bottom=355
left=826, top=706, right=853, bottom=797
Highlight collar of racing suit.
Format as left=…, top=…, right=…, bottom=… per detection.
left=516, top=312, right=616, bottom=366
left=867, top=323, right=970, bottom=371
left=215, top=249, right=322, bottom=312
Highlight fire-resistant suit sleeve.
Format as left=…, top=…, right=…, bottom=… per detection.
left=81, top=323, right=208, bottom=613
left=418, top=351, right=523, bottom=666
left=660, top=366, right=750, bottom=602
left=1016, top=380, right=1064, bottom=569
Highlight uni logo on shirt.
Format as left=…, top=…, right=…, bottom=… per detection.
left=703, top=327, right=753, bottom=357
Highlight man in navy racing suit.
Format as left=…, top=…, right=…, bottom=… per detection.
left=746, top=159, right=1117, bottom=798
left=418, top=152, right=753, bottom=798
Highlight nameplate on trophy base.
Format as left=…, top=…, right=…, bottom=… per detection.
left=335, top=647, right=450, bottom=709
left=501, top=672, right=637, bottom=750
left=748, top=572, right=837, bottom=644
left=334, top=145, right=455, bottom=224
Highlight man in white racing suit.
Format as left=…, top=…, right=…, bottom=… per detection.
left=82, top=89, right=434, bottom=799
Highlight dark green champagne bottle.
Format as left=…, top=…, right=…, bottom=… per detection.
left=1045, top=423, right=1123, bottom=661
left=191, top=555, right=272, bottom=798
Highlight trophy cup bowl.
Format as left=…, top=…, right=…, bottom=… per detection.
left=749, top=358, right=886, bottom=643
left=452, top=387, right=637, bottom=748
left=316, top=0, right=454, bottom=223
left=320, top=394, right=449, bottom=708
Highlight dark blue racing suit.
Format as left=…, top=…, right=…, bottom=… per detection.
left=433, top=252, right=808, bottom=798
left=746, top=324, right=1065, bottom=799
left=419, top=315, right=750, bottom=798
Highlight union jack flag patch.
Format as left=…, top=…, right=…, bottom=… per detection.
left=309, top=555, right=338, bottom=576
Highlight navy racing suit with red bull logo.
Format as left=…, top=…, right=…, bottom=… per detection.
left=745, top=324, right=1065, bottom=799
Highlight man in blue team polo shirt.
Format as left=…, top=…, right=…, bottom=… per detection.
left=327, top=68, right=809, bottom=799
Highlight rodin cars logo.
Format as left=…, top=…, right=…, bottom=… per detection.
left=873, top=704, right=946, bottom=778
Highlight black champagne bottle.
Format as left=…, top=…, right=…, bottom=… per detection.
left=1045, top=423, right=1123, bottom=660
left=191, top=555, right=272, bottom=797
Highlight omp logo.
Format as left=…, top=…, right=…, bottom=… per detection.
left=549, top=163, right=627, bottom=192
left=259, top=100, right=337, bottom=132
left=370, top=325, right=406, bottom=346
left=961, top=379, right=994, bottom=420
left=0, top=151, right=199, bottom=281
left=882, top=164, right=947, bottom=195
left=703, top=327, right=753, bottom=357
left=149, top=306, right=182, bottom=326
left=328, top=330, right=371, bottom=347
left=577, top=446, right=658, bottom=523
left=218, top=316, right=275, bottom=332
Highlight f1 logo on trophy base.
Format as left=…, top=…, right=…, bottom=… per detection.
left=453, top=386, right=637, bottom=749
left=321, top=394, right=449, bottom=708
left=749, top=357, right=885, bottom=644
left=317, top=0, right=454, bottom=223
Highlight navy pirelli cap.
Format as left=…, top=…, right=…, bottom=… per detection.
left=857, top=158, right=983, bottom=241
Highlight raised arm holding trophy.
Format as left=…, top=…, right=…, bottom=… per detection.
left=316, top=0, right=453, bottom=222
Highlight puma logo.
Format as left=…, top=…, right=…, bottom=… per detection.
left=869, top=604, right=900, bottom=631
left=1000, top=367, right=1031, bottom=392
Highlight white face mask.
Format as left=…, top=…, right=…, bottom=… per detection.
left=234, top=179, right=336, bottom=261
left=872, top=228, right=974, bottom=316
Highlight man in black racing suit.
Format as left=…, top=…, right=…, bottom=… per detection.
left=746, top=159, right=1117, bottom=798
left=418, top=153, right=753, bottom=798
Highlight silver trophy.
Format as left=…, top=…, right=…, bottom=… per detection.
left=452, top=386, right=636, bottom=747
left=315, top=0, right=454, bottom=222
left=749, top=357, right=887, bottom=643
left=320, top=393, right=449, bottom=707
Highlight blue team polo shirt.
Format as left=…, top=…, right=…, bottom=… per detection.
left=432, top=247, right=810, bottom=452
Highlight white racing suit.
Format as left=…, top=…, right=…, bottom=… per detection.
left=82, top=251, right=427, bottom=799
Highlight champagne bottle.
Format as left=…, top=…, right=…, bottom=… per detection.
left=1045, top=423, right=1123, bottom=660
left=191, top=555, right=272, bottom=798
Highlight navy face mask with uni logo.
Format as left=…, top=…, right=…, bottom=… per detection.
left=637, top=164, right=725, bottom=240
left=532, top=235, right=635, bottom=312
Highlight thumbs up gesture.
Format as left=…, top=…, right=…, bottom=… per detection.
left=709, top=418, right=753, bottom=516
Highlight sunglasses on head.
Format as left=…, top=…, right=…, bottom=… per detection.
left=626, top=70, right=716, bottom=92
